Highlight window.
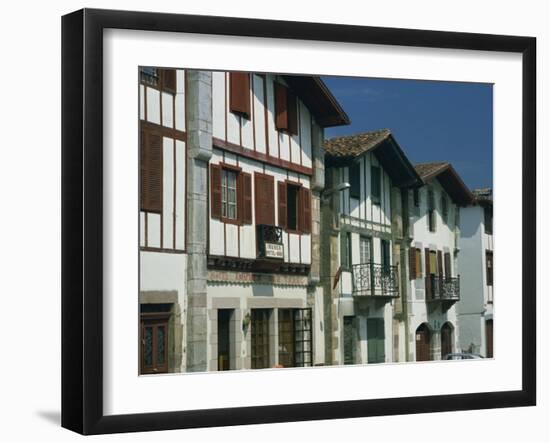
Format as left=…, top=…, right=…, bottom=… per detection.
left=278, top=308, right=312, bottom=368
left=409, top=247, right=423, bottom=279
left=381, top=239, right=390, bottom=270
left=229, top=72, right=251, bottom=118
left=360, top=236, right=372, bottom=264
left=444, top=252, right=452, bottom=279
left=139, top=67, right=176, bottom=93
left=486, top=250, right=493, bottom=286
left=427, top=188, right=436, bottom=232
left=275, top=82, right=298, bottom=134
left=210, top=164, right=252, bottom=225
left=371, top=165, right=381, bottom=205
left=277, top=181, right=311, bottom=233
left=140, top=304, right=171, bottom=375
left=429, top=250, right=438, bottom=275
left=341, top=231, right=352, bottom=270
left=222, top=169, right=238, bottom=220
left=441, top=195, right=448, bottom=223
left=413, top=188, right=420, bottom=207
left=140, top=129, right=162, bottom=213
left=484, top=206, right=493, bottom=235
left=251, top=309, right=271, bottom=369
left=349, top=162, right=361, bottom=199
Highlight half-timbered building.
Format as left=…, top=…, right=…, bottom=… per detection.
left=322, top=130, right=422, bottom=365
left=403, top=162, right=474, bottom=361
left=139, top=68, right=188, bottom=374
left=457, top=188, right=494, bottom=357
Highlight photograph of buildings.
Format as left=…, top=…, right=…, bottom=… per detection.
left=138, top=68, right=493, bottom=374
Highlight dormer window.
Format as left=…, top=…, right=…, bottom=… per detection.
left=349, top=162, right=361, bottom=199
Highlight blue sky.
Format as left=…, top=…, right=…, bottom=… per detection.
left=322, top=76, right=493, bottom=190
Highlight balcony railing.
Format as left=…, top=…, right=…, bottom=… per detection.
left=351, top=263, right=399, bottom=298
left=426, top=275, right=460, bottom=302
left=256, top=224, right=284, bottom=260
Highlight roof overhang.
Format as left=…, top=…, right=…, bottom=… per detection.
left=422, top=165, right=475, bottom=206
left=326, top=134, right=422, bottom=189
left=282, top=75, right=350, bottom=128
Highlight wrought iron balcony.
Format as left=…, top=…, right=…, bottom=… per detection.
left=256, top=224, right=284, bottom=260
left=351, top=263, right=399, bottom=298
left=426, top=275, right=460, bottom=302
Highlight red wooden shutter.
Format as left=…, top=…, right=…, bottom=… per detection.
left=275, top=83, right=288, bottom=131
left=161, top=69, right=176, bottom=93
left=444, top=252, right=451, bottom=278
left=299, top=187, right=311, bottom=234
left=409, top=248, right=416, bottom=280
left=437, top=250, right=443, bottom=277
left=287, top=91, right=298, bottom=135
left=210, top=164, right=222, bottom=220
left=278, top=181, right=287, bottom=229
left=141, top=132, right=162, bottom=213
left=255, top=173, right=275, bottom=226
left=229, top=72, right=251, bottom=117
left=241, top=172, right=252, bottom=224
left=140, top=130, right=146, bottom=210
left=425, top=248, right=432, bottom=299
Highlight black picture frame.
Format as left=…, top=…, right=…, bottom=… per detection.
left=61, top=8, right=536, bottom=435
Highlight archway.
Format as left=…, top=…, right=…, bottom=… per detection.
left=415, top=323, right=432, bottom=362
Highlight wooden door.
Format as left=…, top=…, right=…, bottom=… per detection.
left=441, top=322, right=453, bottom=358
left=140, top=315, right=169, bottom=374
left=218, top=309, right=232, bottom=371
left=486, top=319, right=494, bottom=358
left=251, top=309, right=270, bottom=369
left=415, top=323, right=431, bottom=362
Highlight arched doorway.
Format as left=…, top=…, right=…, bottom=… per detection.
left=441, top=322, right=454, bottom=359
left=415, top=323, right=431, bottom=362
left=486, top=319, right=493, bottom=358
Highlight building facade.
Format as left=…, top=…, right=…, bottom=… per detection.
left=138, top=68, right=349, bottom=373
left=457, top=188, right=494, bottom=357
left=321, top=130, right=421, bottom=365
left=402, top=163, right=474, bottom=361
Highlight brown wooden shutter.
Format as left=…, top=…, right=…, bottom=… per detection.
left=425, top=248, right=432, bottom=299
left=140, top=130, right=146, bottom=210
left=210, top=164, right=222, bottom=220
left=255, top=173, right=275, bottom=226
left=299, top=187, right=311, bottom=234
left=278, top=181, right=287, bottom=229
left=241, top=172, right=252, bottom=224
left=444, top=252, right=451, bottom=279
left=140, top=132, right=162, bottom=213
left=229, top=72, right=251, bottom=117
left=275, top=83, right=288, bottom=131
left=409, top=248, right=416, bottom=280
left=161, top=69, right=176, bottom=93
left=437, top=250, right=443, bottom=277
left=287, top=91, right=298, bottom=135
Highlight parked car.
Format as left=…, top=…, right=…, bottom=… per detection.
left=443, top=353, right=484, bottom=360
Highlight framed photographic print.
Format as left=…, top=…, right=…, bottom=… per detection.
left=61, top=8, right=536, bottom=435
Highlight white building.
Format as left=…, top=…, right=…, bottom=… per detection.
left=457, top=188, right=494, bottom=357
left=403, top=162, right=474, bottom=361
left=138, top=68, right=349, bottom=373
left=322, top=130, right=422, bottom=365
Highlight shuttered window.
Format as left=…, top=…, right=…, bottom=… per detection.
left=210, top=164, right=252, bottom=225
left=160, top=68, right=176, bottom=93
left=416, top=249, right=423, bottom=278
left=274, top=82, right=298, bottom=134
left=428, top=188, right=436, bottom=232
left=409, top=248, right=417, bottom=280
left=371, top=166, right=381, bottom=205
left=277, top=181, right=311, bottom=234
left=140, top=130, right=163, bottom=213
left=425, top=248, right=432, bottom=299
left=254, top=173, right=275, bottom=226
left=229, top=72, right=251, bottom=118
left=349, top=162, right=361, bottom=199
left=444, top=252, right=451, bottom=279
left=486, top=250, right=493, bottom=286
left=437, top=250, right=443, bottom=277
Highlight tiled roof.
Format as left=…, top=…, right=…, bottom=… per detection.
left=324, top=129, right=392, bottom=158
left=414, top=162, right=450, bottom=181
